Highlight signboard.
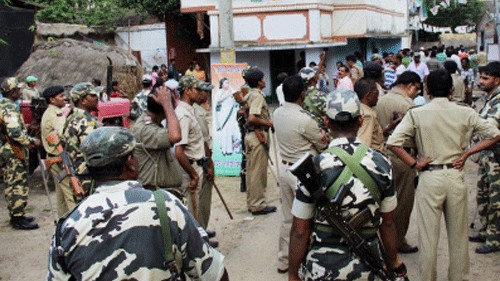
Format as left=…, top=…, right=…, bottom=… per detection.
left=210, top=63, right=248, bottom=176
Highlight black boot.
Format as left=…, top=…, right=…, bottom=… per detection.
left=10, top=216, right=39, bottom=230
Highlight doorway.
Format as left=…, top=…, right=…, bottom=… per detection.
left=269, top=49, right=296, bottom=104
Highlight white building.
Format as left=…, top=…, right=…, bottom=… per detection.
left=181, top=0, right=409, bottom=98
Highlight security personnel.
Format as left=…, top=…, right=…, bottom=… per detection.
left=40, top=85, right=72, bottom=217
left=62, top=82, right=102, bottom=194
left=131, top=84, right=182, bottom=193
left=0, top=77, right=41, bottom=230
left=470, top=61, right=500, bottom=254
left=300, top=67, right=328, bottom=133
left=375, top=71, right=421, bottom=253
left=174, top=75, right=206, bottom=221
left=289, top=89, right=404, bottom=280
left=47, top=127, right=229, bottom=281
left=355, top=77, right=384, bottom=151
left=387, top=69, right=500, bottom=281
left=130, top=74, right=153, bottom=120
left=272, top=75, right=328, bottom=274
left=194, top=82, right=219, bottom=247
left=243, top=67, right=276, bottom=215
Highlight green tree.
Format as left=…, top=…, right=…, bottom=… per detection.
left=423, top=0, right=487, bottom=32
left=33, top=0, right=128, bottom=30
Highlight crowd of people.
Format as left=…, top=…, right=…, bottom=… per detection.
left=0, top=44, right=498, bottom=280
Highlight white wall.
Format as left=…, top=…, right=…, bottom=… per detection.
left=115, top=24, right=167, bottom=71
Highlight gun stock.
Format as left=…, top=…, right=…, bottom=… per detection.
left=44, top=156, right=62, bottom=171
left=46, top=132, right=86, bottom=199
left=255, top=129, right=267, bottom=144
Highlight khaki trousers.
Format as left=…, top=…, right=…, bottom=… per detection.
left=277, top=162, right=297, bottom=270
left=245, top=132, right=268, bottom=212
left=182, top=163, right=204, bottom=223
left=416, top=168, right=469, bottom=281
left=50, top=163, right=75, bottom=217
left=389, top=153, right=416, bottom=248
left=198, top=172, right=213, bottom=230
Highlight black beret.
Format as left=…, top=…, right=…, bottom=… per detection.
left=244, top=68, right=264, bottom=85
left=42, top=85, right=65, bottom=99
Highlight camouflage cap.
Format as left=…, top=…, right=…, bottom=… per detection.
left=1, top=77, right=21, bottom=93
left=325, top=89, right=361, bottom=122
left=178, top=75, right=204, bottom=92
left=69, top=82, right=98, bottom=103
left=200, top=82, right=214, bottom=91
left=80, top=127, right=136, bottom=167
left=299, top=67, right=316, bottom=83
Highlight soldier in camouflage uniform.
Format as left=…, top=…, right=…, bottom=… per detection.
left=47, top=127, right=229, bottom=280
left=0, top=77, right=41, bottom=230
left=289, top=89, right=404, bottom=281
left=470, top=61, right=500, bottom=254
left=62, top=82, right=102, bottom=194
left=300, top=67, right=328, bottom=135
left=129, top=74, right=153, bottom=120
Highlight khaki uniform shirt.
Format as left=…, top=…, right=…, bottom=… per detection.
left=131, top=114, right=178, bottom=188
left=193, top=103, right=211, bottom=147
left=246, top=88, right=270, bottom=128
left=41, top=104, right=65, bottom=155
left=387, top=98, right=500, bottom=164
left=175, top=101, right=205, bottom=160
left=358, top=103, right=385, bottom=151
left=22, top=87, right=40, bottom=101
left=450, top=74, right=466, bottom=103
left=272, top=102, right=327, bottom=162
left=376, top=88, right=415, bottom=149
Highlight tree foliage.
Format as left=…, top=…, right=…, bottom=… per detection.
left=117, top=0, right=181, bottom=19
left=33, top=0, right=129, bottom=30
left=423, top=0, right=487, bottom=31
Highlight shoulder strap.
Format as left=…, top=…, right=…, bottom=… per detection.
left=153, top=190, right=180, bottom=279
left=325, top=144, right=381, bottom=203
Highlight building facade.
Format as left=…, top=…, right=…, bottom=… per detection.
left=181, top=0, right=409, bottom=99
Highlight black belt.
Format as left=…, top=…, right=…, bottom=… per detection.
left=281, top=160, right=295, bottom=166
left=247, top=128, right=269, bottom=133
left=421, top=163, right=455, bottom=172
left=188, top=159, right=204, bottom=166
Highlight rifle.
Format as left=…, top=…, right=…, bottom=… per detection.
left=289, top=153, right=407, bottom=281
left=45, top=131, right=86, bottom=202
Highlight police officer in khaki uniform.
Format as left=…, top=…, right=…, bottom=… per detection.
left=387, top=69, right=500, bottom=281
left=244, top=67, right=276, bottom=215
left=272, top=75, right=328, bottom=274
left=40, top=85, right=72, bottom=217
left=194, top=82, right=218, bottom=246
left=175, top=75, right=206, bottom=222
left=376, top=71, right=421, bottom=253
left=355, top=77, right=384, bottom=151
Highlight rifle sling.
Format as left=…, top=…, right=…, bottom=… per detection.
left=325, top=144, right=381, bottom=203
left=153, top=190, right=181, bottom=278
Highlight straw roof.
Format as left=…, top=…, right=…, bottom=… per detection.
left=16, top=39, right=142, bottom=98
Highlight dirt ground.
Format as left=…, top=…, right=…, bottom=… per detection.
left=0, top=158, right=499, bottom=280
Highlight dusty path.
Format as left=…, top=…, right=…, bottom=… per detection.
left=0, top=160, right=499, bottom=280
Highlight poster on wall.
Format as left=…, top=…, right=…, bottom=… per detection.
left=210, top=63, right=248, bottom=176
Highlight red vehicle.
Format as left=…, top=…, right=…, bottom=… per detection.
left=20, top=98, right=131, bottom=128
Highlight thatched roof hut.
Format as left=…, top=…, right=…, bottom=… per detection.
left=16, top=39, right=142, bottom=98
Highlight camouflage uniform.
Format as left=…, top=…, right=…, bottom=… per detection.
left=130, top=88, right=150, bottom=120
left=0, top=78, right=37, bottom=218
left=62, top=83, right=102, bottom=194
left=291, top=90, right=396, bottom=280
left=477, top=86, right=500, bottom=248
left=47, top=127, right=225, bottom=280
left=300, top=67, right=328, bottom=133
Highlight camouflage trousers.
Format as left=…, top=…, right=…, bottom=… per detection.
left=3, top=157, right=29, bottom=217
left=477, top=151, right=500, bottom=248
